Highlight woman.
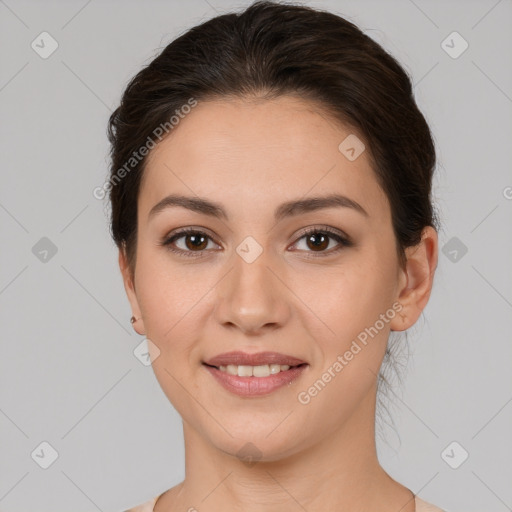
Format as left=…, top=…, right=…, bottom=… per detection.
left=107, top=1, right=446, bottom=510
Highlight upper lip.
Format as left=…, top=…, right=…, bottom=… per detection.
left=203, top=351, right=307, bottom=367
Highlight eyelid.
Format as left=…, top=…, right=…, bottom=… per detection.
left=160, top=224, right=352, bottom=258
left=288, top=225, right=352, bottom=257
left=291, top=224, right=351, bottom=244
left=159, top=227, right=222, bottom=257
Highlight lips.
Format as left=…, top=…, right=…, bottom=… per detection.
left=203, top=351, right=307, bottom=368
left=203, top=364, right=308, bottom=397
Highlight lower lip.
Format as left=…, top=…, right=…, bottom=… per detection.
left=203, top=364, right=308, bottom=397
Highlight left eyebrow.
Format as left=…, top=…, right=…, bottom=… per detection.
left=274, top=194, right=368, bottom=221
left=147, top=193, right=369, bottom=222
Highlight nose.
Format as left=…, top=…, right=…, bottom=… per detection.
left=213, top=247, right=291, bottom=336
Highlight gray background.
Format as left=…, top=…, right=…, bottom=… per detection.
left=1, top=0, right=511, bottom=511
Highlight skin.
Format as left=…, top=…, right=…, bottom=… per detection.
left=119, top=95, right=438, bottom=512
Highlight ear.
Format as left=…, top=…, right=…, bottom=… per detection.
left=390, top=226, right=438, bottom=332
left=118, top=247, right=146, bottom=335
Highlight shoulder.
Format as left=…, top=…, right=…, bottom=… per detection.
left=415, top=495, right=450, bottom=512
left=125, top=492, right=449, bottom=512
left=124, top=494, right=161, bottom=512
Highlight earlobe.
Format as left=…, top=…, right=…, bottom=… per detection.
left=118, top=248, right=146, bottom=335
left=389, top=226, right=438, bottom=332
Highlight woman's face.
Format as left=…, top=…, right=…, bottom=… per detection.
left=120, top=95, right=425, bottom=460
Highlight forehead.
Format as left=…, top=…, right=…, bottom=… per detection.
left=139, top=96, right=390, bottom=222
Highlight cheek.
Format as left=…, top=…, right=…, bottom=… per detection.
left=134, top=249, right=207, bottom=351
left=297, top=250, right=398, bottom=349
left=293, top=261, right=397, bottom=425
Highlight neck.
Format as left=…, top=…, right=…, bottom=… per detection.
left=159, top=386, right=415, bottom=512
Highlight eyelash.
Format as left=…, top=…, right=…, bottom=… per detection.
left=159, top=226, right=353, bottom=259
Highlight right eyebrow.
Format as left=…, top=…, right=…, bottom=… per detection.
left=148, top=194, right=228, bottom=221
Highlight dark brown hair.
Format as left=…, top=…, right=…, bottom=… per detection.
left=107, top=0, right=438, bottom=276
left=106, top=1, right=439, bottom=436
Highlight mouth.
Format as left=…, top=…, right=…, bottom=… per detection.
left=202, top=362, right=307, bottom=377
left=202, top=351, right=309, bottom=397
left=203, top=350, right=307, bottom=368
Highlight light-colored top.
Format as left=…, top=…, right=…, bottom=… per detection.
left=125, top=493, right=448, bottom=511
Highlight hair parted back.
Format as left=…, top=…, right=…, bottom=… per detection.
left=107, top=0, right=439, bottom=441
left=107, top=0, right=438, bottom=279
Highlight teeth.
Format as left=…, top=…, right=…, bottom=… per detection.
left=238, top=365, right=253, bottom=377
left=270, top=364, right=281, bottom=374
left=217, top=364, right=294, bottom=377
left=226, top=364, right=238, bottom=375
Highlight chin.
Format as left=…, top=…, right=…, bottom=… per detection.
left=203, top=418, right=313, bottom=464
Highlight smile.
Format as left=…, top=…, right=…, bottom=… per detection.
left=215, top=363, right=298, bottom=377
left=202, top=362, right=308, bottom=397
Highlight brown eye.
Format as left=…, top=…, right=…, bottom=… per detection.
left=161, top=228, right=219, bottom=257
left=291, top=226, right=353, bottom=257
left=305, top=232, right=330, bottom=251
left=182, top=232, right=208, bottom=251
